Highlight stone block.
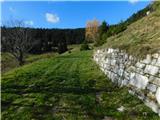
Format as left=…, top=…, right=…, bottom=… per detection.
left=138, top=93, right=145, bottom=100
left=118, top=69, right=124, bottom=76
left=152, top=53, right=159, bottom=59
left=107, top=48, right=114, bottom=53
left=145, top=100, right=159, bottom=113
left=151, top=77, right=160, bottom=86
left=129, top=55, right=134, bottom=60
left=149, top=76, right=154, bottom=81
left=156, top=87, right=160, bottom=105
left=129, top=73, right=149, bottom=89
left=97, top=50, right=100, bottom=54
left=130, top=72, right=136, bottom=79
left=124, top=54, right=128, bottom=59
left=147, top=84, right=157, bottom=93
left=122, top=79, right=129, bottom=86
left=112, top=66, right=119, bottom=73
left=128, top=89, right=135, bottom=95
left=104, top=58, right=109, bottom=64
left=156, top=57, right=160, bottom=67
left=151, top=59, right=157, bottom=65
left=141, top=54, right=151, bottom=64
left=120, top=52, right=125, bottom=56
left=144, top=65, right=159, bottom=76
left=110, top=59, right=117, bottom=66
left=136, top=68, right=144, bottom=74
left=117, top=78, right=123, bottom=86
left=127, top=66, right=136, bottom=72
left=136, top=62, right=145, bottom=69
left=119, top=64, right=125, bottom=69
left=124, top=71, right=130, bottom=80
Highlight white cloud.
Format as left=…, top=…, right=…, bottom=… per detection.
left=45, top=13, right=60, bottom=23
left=24, top=20, right=34, bottom=26
left=128, top=0, right=139, bottom=4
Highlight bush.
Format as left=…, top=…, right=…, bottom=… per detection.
left=68, top=50, right=71, bottom=53
left=80, top=42, right=90, bottom=51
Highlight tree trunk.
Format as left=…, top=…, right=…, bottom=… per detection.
left=18, top=51, right=24, bottom=66
left=19, top=59, right=24, bottom=66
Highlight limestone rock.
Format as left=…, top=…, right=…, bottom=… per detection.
left=147, top=84, right=157, bottom=93
left=136, top=62, right=145, bottom=69
left=110, top=59, right=116, bottom=66
left=108, top=48, right=114, bottom=53
left=141, top=54, right=151, bottom=64
left=151, top=77, right=160, bottom=86
left=117, top=106, right=125, bottom=112
left=151, top=59, right=157, bottom=65
left=145, top=100, right=159, bottom=113
left=152, top=53, right=159, bottom=59
left=118, top=69, right=124, bottom=76
left=156, top=57, right=160, bottom=67
left=144, top=65, right=159, bottom=76
left=156, top=87, right=160, bottom=105
left=129, top=74, right=149, bottom=89
left=122, top=79, right=129, bottom=86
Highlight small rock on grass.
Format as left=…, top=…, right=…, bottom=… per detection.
left=117, top=106, right=125, bottom=112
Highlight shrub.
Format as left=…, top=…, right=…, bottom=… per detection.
left=80, top=42, right=90, bottom=51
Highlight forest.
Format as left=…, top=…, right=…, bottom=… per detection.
left=1, top=27, right=85, bottom=54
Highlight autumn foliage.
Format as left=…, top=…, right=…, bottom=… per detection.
left=85, top=19, right=100, bottom=43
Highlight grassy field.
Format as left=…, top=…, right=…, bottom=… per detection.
left=1, top=52, right=57, bottom=74
left=1, top=44, right=90, bottom=74
left=2, top=49, right=159, bottom=120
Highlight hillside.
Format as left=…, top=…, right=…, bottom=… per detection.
left=102, top=1, right=160, bottom=58
left=1, top=49, right=159, bottom=119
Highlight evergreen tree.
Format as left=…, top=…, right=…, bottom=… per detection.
left=99, top=21, right=109, bottom=36
left=57, top=33, right=68, bottom=54
left=94, top=20, right=109, bottom=46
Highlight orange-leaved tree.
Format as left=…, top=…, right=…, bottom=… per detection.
left=85, top=19, right=100, bottom=43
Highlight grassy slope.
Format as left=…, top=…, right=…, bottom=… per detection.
left=102, top=2, right=160, bottom=58
left=2, top=49, right=159, bottom=120
left=1, top=52, right=57, bottom=74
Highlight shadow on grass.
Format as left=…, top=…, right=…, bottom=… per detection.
left=2, top=84, right=120, bottom=94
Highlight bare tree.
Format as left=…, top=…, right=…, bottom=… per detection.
left=2, top=20, right=33, bottom=66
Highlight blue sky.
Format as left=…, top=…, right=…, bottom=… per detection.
left=1, top=1, right=151, bottom=28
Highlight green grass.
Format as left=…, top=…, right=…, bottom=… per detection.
left=26, top=52, right=58, bottom=63
left=1, top=52, right=19, bottom=73
left=1, top=44, right=82, bottom=74
left=1, top=52, right=57, bottom=74
left=2, top=50, right=159, bottom=120
left=1, top=44, right=88, bottom=74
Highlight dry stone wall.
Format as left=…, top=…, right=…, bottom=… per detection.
left=93, top=48, right=160, bottom=115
